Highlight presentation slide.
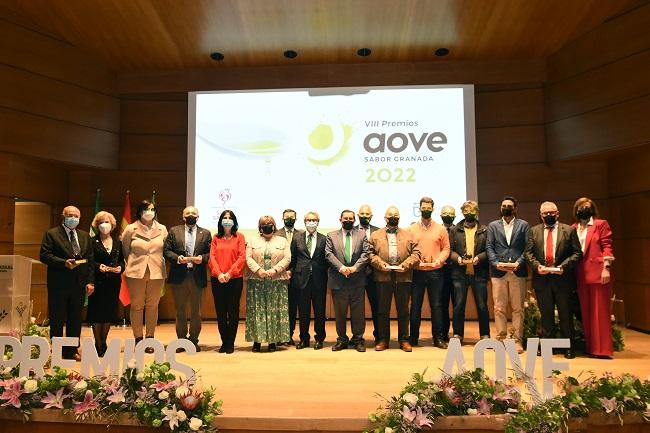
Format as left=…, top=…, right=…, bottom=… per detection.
left=188, top=85, right=476, bottom=234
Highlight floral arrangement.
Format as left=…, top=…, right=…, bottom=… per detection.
left=367, top=369, right=650, bottom=433
left=0, top=361, right=223, bottom=432
left=522, top=292, right=624, bottom=352
left=4, top=314, right=50, bottom=360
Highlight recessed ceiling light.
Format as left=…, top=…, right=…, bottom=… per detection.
left=434, top=48, right=450, bottom=57
left=210, top=52, right=225, bottom=61
left=283, top=50, right=298, bottom=59
left=357, top=48, right=372, bottom=57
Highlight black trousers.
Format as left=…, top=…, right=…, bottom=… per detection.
left=534, top=276, right=574, bottom=341
left=377, top=280, right=411, bottom=343
left=365, top=274, right=379, bottom=341
left=288, top=283, right=300, bottom=339
left=332, top=285, right=366, bottom=343
left=211, top=277, right=243, bottom=347
left=48, top=284, right=84, bottom=358
left=441, top=266, right=455, bottom=339
left=298, top=275, right=327, bottom=342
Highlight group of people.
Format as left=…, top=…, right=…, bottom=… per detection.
left=39, top=195, right=614, bottom=360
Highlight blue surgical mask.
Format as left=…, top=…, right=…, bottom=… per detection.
left=64, top=216, right=79, bottom=229
left=305, top=221, right=318, bottom=233
left=222, top=218, right=234, bottom=228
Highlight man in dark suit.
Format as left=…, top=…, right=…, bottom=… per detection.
left=326, top=210, right=370, bottom=352
left=525, top=201, right=582, bottom=359
left=355, top=204, right=380, bottom=342
left=486, top=196, right=530, bottom=351
left=289, top=211, right=328, bottom=349
left=440, top=205, right=457, bottom=341
left=163, top=206, right=211, bottom=352
left=40, top=205, right=94, bottom=361
left=277, top=208, right=302, bottom=345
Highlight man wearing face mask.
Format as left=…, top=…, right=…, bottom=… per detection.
left=163, top=206, right=212, bottom=352
left=486, top=197, right=530, bottom=351
left=276, top=209, right=302, bottom=345
left=355, top=204, right=380, bottom=343
left=449, top=201, right=490, bottom=343
left=326, top=210, right=370, bottom=352
left=40, top=205, right=95, bottom=361
left=408, top=197, right=450, bottom=349
left=289, top=212, right=328, bottom=349
left=440, top=205, right=456, bottom=342
left=369, top=206, right=421, bottom=351
left=525, top=201, right=582, bottom=359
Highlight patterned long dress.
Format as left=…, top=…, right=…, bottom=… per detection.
left=245, top=242, right=290, bottom=343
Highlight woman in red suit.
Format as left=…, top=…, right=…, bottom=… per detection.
left=573, top=197, right=615, bottom=358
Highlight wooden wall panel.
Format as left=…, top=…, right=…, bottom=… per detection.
left=476, top=126, right=546, bottom=165
left=120, top=99, right=187, bottom=135
left=0, top=64, right=120, bottom=132
left=0, top=153, right=68, bottom=204
left=547, top=2, right=650, bottom=83
left=120, top=135, right=187, bottom=171
left=608, top=147, right=650, bottom=197
left=475, top=88, right=545, bottom=128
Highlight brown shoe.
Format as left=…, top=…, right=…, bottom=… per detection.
left=374, top=341, right=388, bottom=351
left=400, top=342, right=413, bottom=352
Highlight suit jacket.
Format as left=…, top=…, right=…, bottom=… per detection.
left=354, top=224, right=379, bottom=276
left=573, top=219, right=614, bottom=285
left=40, top=225, right=94, bottom=290
left=448, top=220, right=489, bottom=279
left=368, top=227, right=420, bottom=283
left=122, top=221, right=168, bottom=280
left=276, top=227, right=303, bottom=242
left=246, top=235, right=291, bottom=280
left=289, top=231, right=328, bottom=290
left=325, top=228, right=370, bottom=290
left=525, top=222, right=582, bottom=289
left=93, top=236, right=124, bottom=290
left=163, top=224, right=212, bottom=288
left=486, top=218, right=530, bottom=278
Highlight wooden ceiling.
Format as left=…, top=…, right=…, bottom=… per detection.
left=0, top=0, right=639, bottom=72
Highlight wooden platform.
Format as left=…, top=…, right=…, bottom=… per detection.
left=2, top=321, right=650, bottom=433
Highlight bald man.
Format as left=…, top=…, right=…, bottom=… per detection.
left=163, top=206, right=212, bottom=351
left=40, top=205, right=95, bottom=361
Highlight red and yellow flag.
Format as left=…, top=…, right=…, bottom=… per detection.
left=118, top=190, right=132, bottom=306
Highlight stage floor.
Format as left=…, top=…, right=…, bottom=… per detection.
left=78, top=321, right=650, bottom=421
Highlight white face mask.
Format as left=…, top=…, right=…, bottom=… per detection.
left=141, top=210, right=155, bottom=221
left=98, top=222, right=112, bottom=234
left=305, top=221, right=318, bottom=233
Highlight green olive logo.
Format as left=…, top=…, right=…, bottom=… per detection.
left=307, top=123, right=352, bottom=166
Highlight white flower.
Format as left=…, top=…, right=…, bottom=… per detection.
left=175, top=385, right=189, bottom=399
left=127, top=358, right=137, bottom=369
left=19, top=376, right=27, bottom=382
left=24, top=379, right=38, bottom=393
left=189, top=417, right=203, bottom=431
left=74, top=380, right=88, bottom=391
left=384, top=428, right=393, bottom=433
left=158, top=390, right=169, bottom=400
left=467, top=408, right=478, bottom=415
left=30, top=317, right=36, bottom=324
left=177, top=410, right=187, bottom=422
left=402, top=393, right=418, bottom=406
left=136, top=372, right=145, bottom=381
left=162, top=404, right=182, bottom=430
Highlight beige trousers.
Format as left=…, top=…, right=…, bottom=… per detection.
left=127, top=267, right=164, bottom=339
left=491, top=272, right=526, bottom=340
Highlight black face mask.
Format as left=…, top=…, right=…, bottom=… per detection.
left=185, top=216, right=197, bottom=226
left=283, top=218, right=295, bottom=228
left=387, top=217, right=399, bottom=227
left=421, top=210, right=433, bottom=219
left=359, top=216, right=371, bottom=226
left=576, top=207, right=593, bottom=220
left=463, top=214, right=477, bottom=223
left=441, top=216, right=455, bottom=225
left=501, top=207, right=514, bottom=218
left=261, top=225, right=274, bottom=235
left=543, top=215, right=557, bottom=226
left=342, top=220, right=354, bottom=231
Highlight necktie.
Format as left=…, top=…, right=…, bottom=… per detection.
left=344, top=232, right=352, bottom=265
left=287, top=230, right=293, bottom=244
left=69, top=230, right=81, bottom=256
left=186, top=227, right=194, bottom=256
left=307, top=234, right=313, bottom=257
left=545, top=226, right=554, bottom=266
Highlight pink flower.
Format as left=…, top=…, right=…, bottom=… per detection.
left=41, top=388, right=68, bottom=409
left=401, top=405, right=416, bottom=423
left=599, top=397, right=617, bottom=414
left=73, top=390, right=99, bottom=415
left=179, top=390, right=203, bottom=411
left=0, top=379, right=23, bottom=408
left=150, top=380, right=177, bottom=392
left=477, top=397, right=492, bottom=415
left=106, top=387, right=126, bottom=404
left=413, top=407, right=432, bottom=427
left=101, top=377, right=120, bottom=394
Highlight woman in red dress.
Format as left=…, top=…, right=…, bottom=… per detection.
left=573, top=197, right=615, bottom=358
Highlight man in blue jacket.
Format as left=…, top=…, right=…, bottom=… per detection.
left=486, top=196, right=530, bottom=351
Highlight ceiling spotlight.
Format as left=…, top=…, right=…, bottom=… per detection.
left=210, top=52, right=225, bottom=61
left=283, top=50, right=298, bottom=59
left=357, top=48, right=372, bottom=57
left=434, top=48, right=450, bottom=57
